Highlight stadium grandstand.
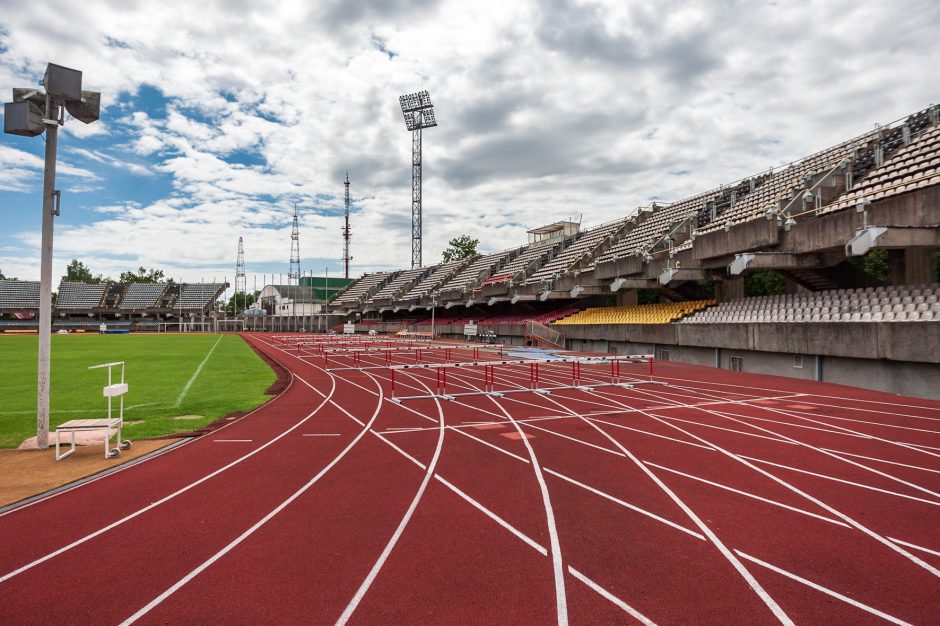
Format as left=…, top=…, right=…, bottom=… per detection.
left=331, top=103, right=940, bottom=398
left=0, top=280, right=226, bottom=331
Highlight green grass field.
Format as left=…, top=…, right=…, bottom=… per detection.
left=0, top=333, right=276, bottom=448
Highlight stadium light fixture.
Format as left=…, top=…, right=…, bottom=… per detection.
left=399, top=90, right=438, bottom=268
left=4, top=62, right=100, bottom=450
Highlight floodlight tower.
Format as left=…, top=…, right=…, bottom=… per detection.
left=342, top=172, right=352, bottom=278
left=4, top=63, right=100, bottom=449
left=399, top=90, right=437, bottom=268
left=235, top=237, right=246, bottom=313
left=289, top=203, right=300, bottom=284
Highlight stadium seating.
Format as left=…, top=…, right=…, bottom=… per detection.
left=681, top=284, right=940, bottom=323
left=334, top=272, right=396, bottom=308
left=525, top=218, right=627, bottom=283
left=438, top=248, right=523, bottom=294
left=0, top=280, right=40, bottom=309
left=368, top=267, right=429, bottom=304
left=822, top=124, right=940, bottom=215
left=399, top=260, right=466, bottom=301
left=120, top=283, right=168, bottom=309
left=486, top=237, right=567, bottom=285
left=57, top=281, right=107, bottom=309
left=177, top=283, right=224, bottom=310
left=554, top=300, right=714, bottom=325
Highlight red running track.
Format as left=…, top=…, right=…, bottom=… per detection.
left=1, top=332, right=939, bottom=624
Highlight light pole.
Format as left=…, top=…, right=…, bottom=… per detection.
left=430, top=292, right=437, bottom=340
left=5, top=63, right=100, bottom=449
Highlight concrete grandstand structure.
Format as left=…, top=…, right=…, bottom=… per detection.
left=0, top=280, right=226, bottom=331
left=331, top=104, right=940, bottom=398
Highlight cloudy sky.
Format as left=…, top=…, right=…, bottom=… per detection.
left=1, top=0, right=938, bottom=286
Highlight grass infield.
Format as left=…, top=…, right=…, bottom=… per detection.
left=0, top=333, right=275, bottom=448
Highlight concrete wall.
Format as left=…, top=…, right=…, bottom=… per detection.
left=822, top=357, right=940, bottom=400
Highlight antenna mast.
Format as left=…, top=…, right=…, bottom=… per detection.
left=342, top=173, right=352, bottom=278
left=235, top=237, right=246, bottom=312
left=289, top=203, right=300, bottom=284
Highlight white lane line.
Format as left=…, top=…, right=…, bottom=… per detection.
left=887, top=537, right=940, bottom=558
left=485, top=395, right=570, bottom=626
left=568, top=566, right=657, bottom=626
left=0, top=368, right=336, bottom=585
left=175, top=334, right=224, bottom=407
left=543, top=468, right=705, bottom=541
left=735, top=551, right=913, bottom=626
left=819, top=449, right=940, bottom=475
left=336, top=375, right=446, bottom=626
left=643, top=462, right=850, bottom=529
left=302, top=433, right=341, bottom=437
left=529, top=391, right=794, bottom=625
left=738, top=455, right=940, bottom=507
left=121, top=370, right=383, bottom=625
left=213, top=439, right=253, bottom=443
left=590, top=386, right=940, bottom=580
left=435, top=475, right=548, bottom=556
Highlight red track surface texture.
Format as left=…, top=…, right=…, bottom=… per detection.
left=2, top=333, right=939, bottom=625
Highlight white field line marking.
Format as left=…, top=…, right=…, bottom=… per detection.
left=213, top=439, right=253, bottom=443
left=737, top=455, right=940, bottom=507
left=336, top=376, right=447, bottom=626
left=735, top=551, right=912, bottom=626
left=588, top=417, right=715, bottom=451
left=643, top=462, right=850, bottom=529
left=302, top=433, right=341, bottom=437
left=0, top=340, right=297, bottom=519
left=652, top=414, right=798, bottom=445
left=122, top=374, right=383, bottom=626
left=302, top=357, right=662, bottom=625
left=886, top=537, right=940, bottom=558
left=703, top=398, right=940, bottom=458
left=531, top=393, right=793, bottom=625
left=575, top=386, right=940, bottom=580
left=655, top=374, right=940, bottom=420
left=435, top=475, right=547, bottom=556
left=482, top=395, right=569, bottom=624
left=0, top=366, right=336, bottom=585
left=262, top=336, right=788, bottom=619
left=819, top=448, right=940, bottom=475
left=524, top=422, right=626, bottom=457
left=175, top=334, right=224, bottom=408
left=567, top=566, right=657, bottom=626
left=706, top=408, right=940, bottom=502
left=542, top=468, right=705, bottom=540
left=624, top=383, right=940, bottom=504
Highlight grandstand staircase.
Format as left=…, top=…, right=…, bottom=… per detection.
left=525, top=320, right=565, bottom=349
left=781, top=260, right=879, bottom=292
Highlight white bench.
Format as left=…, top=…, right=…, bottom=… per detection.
left=55, top=417, right=129, bottom=460
left=55, top=361, right=132, bottom=461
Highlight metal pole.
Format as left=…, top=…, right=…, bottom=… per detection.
left=430, top=294, right=436, bottom=340
left=35, top=94, right=59, bottom=449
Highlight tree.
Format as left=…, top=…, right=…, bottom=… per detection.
left=63, top=259, right=106, bottom=283
left=442, top=235, right=479, bottom=262
left=744, top=269, right=788, bottom=297
left=0, top=268, right=5, bottom=280
left=225, top=291, right=257, bottom=315
left=120, top=266, right=167, bottom=283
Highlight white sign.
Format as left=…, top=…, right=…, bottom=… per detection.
left=343, top=323, right=356, bottom=334
left=464, top=323, right=478, bottom=336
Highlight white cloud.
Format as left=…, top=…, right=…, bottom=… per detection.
left=1, top=0, right=939, bottom=281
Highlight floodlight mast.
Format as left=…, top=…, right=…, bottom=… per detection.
left=399, top=90, right=437, bottom=268
left=342, top=173, right=352, bottom=279
left=4, top=63, right=100, bottom=449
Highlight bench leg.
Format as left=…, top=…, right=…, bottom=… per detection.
left=55, top=430, right=76, bottom=461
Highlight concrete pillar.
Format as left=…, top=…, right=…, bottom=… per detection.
left=616, top=289, right=638, bottom=307
left=714, top=279, right=744, bottom=302
left=904, top=248, right=937, bottom=285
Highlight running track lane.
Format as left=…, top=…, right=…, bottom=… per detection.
left=1, top=333, right=939, bottom=623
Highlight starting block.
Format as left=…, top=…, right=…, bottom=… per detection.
left=55, top=361, right=132, bottom=461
